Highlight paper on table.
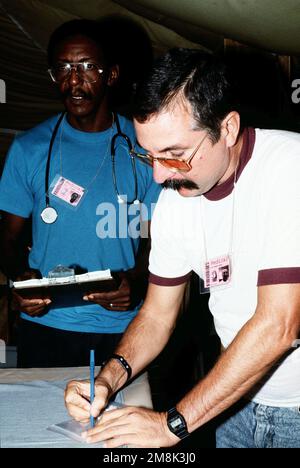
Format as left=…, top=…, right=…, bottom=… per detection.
left=47, top=402, right=124, bottom=444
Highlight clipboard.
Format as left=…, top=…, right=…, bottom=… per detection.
left=12, top=270, right=121, bottom=300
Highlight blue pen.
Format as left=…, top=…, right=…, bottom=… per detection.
left=90, top=349, right=95, bottom=428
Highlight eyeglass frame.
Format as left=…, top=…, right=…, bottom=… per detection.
left=48, top=61, right=104, bottom=83
left=130, top=132, right=209, bottom=173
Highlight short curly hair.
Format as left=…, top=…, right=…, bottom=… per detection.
left=47, top=19, right=114, bottom=66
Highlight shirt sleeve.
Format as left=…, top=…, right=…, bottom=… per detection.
left=257, top=153, right=300, bottom=286
left=148, top=190, right=192, bottom=285
left=0, top=137, right=33, bottom=218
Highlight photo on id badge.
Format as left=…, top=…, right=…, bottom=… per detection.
left=200, top=254, right=232, bottom=294
left=49, top=174, right=86, bottom=210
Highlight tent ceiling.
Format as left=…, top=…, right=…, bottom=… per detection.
left=2, top=0, right=300, bottom=55
left=2, top=1, right=300, bottom=55
left=114, top=0, right=300, bottom=55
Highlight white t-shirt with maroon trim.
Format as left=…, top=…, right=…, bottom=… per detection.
left=149, top=128, right=300, bottom=407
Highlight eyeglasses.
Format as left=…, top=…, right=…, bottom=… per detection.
left=48, top=62, right=104, bottom=83
left=130, top=132, right=209, bottom=173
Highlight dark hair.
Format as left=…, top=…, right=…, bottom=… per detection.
left=47, top=19, right=114, bottom=66
left=133, top=48, right=240, bottom=142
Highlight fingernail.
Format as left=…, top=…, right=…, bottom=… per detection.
left=45, top=299, right=51, bottom=305
left=81, top=431, right=87, bottom=438
left=83, top=296, right=88, bottom=301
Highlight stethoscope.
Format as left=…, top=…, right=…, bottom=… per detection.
left=111, top=113, right=139, bottom=206
left=41, top=112, right=139, bottom=224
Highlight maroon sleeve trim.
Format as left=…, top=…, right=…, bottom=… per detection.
left=257, top=268, right=300, bottom=286
left=149, top=272, right=192, bottom=286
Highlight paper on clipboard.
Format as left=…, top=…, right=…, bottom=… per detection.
left=12, top=270, right=120, bottom=298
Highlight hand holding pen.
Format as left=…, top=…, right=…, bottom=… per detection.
left=65, top=359, right=114, bottom=423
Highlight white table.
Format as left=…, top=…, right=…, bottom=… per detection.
left=0, top=367, right=152, bottom=448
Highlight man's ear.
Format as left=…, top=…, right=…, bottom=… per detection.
left=107, top=65, right=119, bottom=87
left=222, top=111, right=240, bottom=147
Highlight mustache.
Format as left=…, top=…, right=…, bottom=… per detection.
left=162, top=179, right=199, bottom=191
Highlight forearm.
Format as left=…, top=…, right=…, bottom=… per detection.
left=96, top=283, right=185, bottom=393
left=177, top=310, right=298, bottom=432
left=97, top=303, right=174, bottom=391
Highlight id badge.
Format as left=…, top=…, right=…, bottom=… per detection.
left=49, top=175, right=86, bottom=210
left=200, top=254, right=232, bottom=294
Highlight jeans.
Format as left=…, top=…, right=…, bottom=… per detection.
left=216, top=400, right=300, bottom=448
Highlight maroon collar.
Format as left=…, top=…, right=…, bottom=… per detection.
left=204, top=127, right=256, bottom=201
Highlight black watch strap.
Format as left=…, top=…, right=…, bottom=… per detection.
left=102, top=354, right=132, bottom=382
left=167, top=407, right=189, bottom=440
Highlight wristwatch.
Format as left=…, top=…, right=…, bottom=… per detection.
left=166, top=407, right=189, bottom=440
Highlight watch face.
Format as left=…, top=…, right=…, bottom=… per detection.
left=171, top=417, right=183, bottom=429
left=167, top=408, right=189, bottom=440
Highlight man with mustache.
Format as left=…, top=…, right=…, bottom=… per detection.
left=65, top=48, right=300, bottom=448
left=0, top=20, right=160, bottom=367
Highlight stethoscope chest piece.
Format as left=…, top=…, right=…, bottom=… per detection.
left=41, top=206, right=58, bottom=224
